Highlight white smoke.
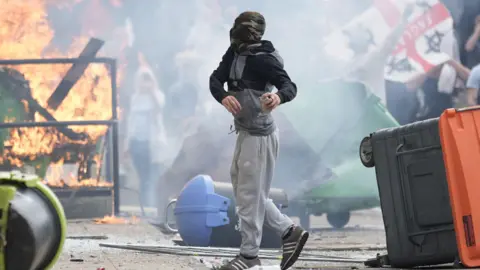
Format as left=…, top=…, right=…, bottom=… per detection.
left=119, top=0, right=375, bottom=203
left=169, top=0, right=373, bottom=117
left=148, top=0, right=373, bottom=162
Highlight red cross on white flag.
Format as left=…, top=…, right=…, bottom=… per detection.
left=324, top=0, right=453, bottom=83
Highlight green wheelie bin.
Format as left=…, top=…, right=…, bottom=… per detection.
left=0, top=69, right=52, bottom=176
left=281, top=79, right=399, bottom=229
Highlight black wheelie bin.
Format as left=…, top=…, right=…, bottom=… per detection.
left=359, top=118, right=458, bottom=268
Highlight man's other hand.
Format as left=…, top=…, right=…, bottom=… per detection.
left=222, top=95, right=242, bottom=114
left=261, top=93, right=281, bottom=110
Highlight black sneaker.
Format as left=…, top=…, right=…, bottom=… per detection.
left=217, top=255, right=261, bottom=270
left=280, top=226, right=309, bottom=270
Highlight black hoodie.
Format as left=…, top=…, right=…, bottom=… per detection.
left=209, top=40, right=297, bottom=104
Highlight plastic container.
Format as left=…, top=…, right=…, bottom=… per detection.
left=282, top=79, right=399, bottom=167
left=363, top=118, right=457, bottom=268
left=173, top=175, right=288, bottom=248
left=439, top=107, right=480, bottom=268
left=1, top=171, right=67, bottom=270
left=304, top=157, right=380, bottom=215
left=0, top=69, right=30, bottom=151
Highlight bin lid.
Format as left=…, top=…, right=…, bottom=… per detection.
left=174, top=175, right=230, bottom=246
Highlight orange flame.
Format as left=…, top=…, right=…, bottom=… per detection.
left=0, top=0, right=127, bottom=186
left=94, top=215, right=139, bottom=225
left=43, top=158, right=113, bottom=187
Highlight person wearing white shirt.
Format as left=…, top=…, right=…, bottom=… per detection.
left=344, top=3, right=414, bottom=105
left=124, top=67, right=168, bottom=208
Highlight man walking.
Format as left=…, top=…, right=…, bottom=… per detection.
left=209, top=11, right=308, bottom=270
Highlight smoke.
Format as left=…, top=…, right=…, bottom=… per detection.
left=168, top=0, right=373, bottom=115
left=47, top=0, right=379, bottom=210
left=140, top=0, right=378, bottom=200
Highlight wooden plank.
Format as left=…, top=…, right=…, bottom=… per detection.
left=46, top=38, right=105, bottom=111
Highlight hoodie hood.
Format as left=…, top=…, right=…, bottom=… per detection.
left=238, top=40, right=276, bottom=56
left=230, top=11, right=266, bottom=52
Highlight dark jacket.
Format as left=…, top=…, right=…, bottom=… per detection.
left=209, top=40, right=297, bottom=104
left=209, top=40, right=297, bottom=135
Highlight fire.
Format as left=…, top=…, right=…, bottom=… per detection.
left=0, top=0, right=125, bottom=185
left=94, top=215, right=139, bottom=225
left=44, top=158, right=113, bottom=187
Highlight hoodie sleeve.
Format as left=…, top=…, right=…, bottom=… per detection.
left=209, top=47, right=234, bottom=104
left=252, top=54, right=298, bottom=104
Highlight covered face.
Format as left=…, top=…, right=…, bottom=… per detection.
left=229, top=11, right=266, bottom=52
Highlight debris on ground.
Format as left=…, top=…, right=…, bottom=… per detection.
left=67, top=235, right=109, bottom=240
left=53, top=209, right=386, bottom=269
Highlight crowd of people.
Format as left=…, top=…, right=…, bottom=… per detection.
left=386, top=0, right=480, bottom=125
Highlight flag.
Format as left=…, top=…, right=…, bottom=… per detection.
left=324, top=0, right=453, bottom=83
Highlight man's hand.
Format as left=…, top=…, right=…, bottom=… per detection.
left=475, top=15, right=480, bottom=32
left=222, top=95, right=242, bottom=115
left=475, top=23, right=480, bottom=35
left=402, top=2, right=415, bottom=21
left=465, top=15, right=480, bottom=52
left=261, top=93, right=281, bottom=110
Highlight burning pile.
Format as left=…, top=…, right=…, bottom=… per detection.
left=0, top=0, right=124, bottom=187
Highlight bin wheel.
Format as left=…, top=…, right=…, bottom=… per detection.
left=453, top=257, right=464, bottom=268
left=360, top=136, right=375, bottom=168
left=364, top=254, right=390, bottom=268
left=327, top=212, right=350, bottom=229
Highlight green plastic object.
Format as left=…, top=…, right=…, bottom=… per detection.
left=0, top=83, right=28, bottom=153
left=283, top=79, right=399, bottom=165
left=0, top=171, right=67, bottom=270
left=0, top=185, right=15, bottom=270
left=280, top=80, right=399, bottom=213
left=303, top=157, right=380, bottom=213
left=0, top=76, right=52, bottom=177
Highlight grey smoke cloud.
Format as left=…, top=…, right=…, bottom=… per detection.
left=103, top=0, right=377, bottom=206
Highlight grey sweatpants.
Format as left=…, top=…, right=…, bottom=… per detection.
left=231, top=129, right=294, bottom=257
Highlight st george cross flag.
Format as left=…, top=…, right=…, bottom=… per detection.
left=323, top=0, right=454, bottom=83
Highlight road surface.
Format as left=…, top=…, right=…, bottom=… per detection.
left=52, top=208, right=458, bottom=269
left=52, top=209, right=391, bottom=269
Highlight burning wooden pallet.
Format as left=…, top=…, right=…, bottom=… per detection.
left=0, top=38, right=122, bottom=218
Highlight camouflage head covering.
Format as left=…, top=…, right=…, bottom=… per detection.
left=230, top=11, right=266, bottom=52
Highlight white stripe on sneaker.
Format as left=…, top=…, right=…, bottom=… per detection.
left=283, top=242, right=296, bottom=247
left=283, top=246, right=296, bottom=252
left=234, top=261, right=249, bottom=270
left=231, top=262, right=242, bottom=270
left=237, top=260, right=249, bottom=269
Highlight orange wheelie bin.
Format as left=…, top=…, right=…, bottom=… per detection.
left=439, top=107, right=480, bottom=268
